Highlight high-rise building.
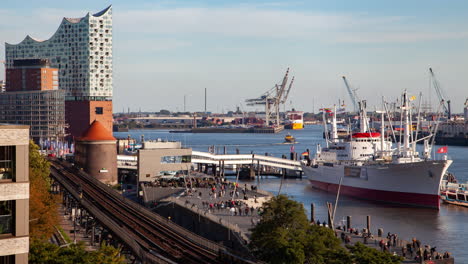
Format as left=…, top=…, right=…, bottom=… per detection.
left=0, top=124, right=30, bottom=264
left=5, top=6, right=113, bottom=138
left=0, top=59, right=66, bottom=142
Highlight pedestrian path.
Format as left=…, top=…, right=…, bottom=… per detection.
left=57, top=203, right=98, bottom=251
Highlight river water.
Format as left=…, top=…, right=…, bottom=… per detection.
left=115, top=126, right=468, bottom=262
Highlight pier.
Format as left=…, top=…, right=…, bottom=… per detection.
left=117, top=151, right=304, bottom=178
left=310, top=203, right=455, bottom=264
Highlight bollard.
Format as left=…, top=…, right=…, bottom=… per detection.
left=367, top=215, right=371, bottom=233
left=310, top=203, right=315, bottom=223
left=346, top=216, right=351, bottom=230
left=378, top=228, right=383, bottom=237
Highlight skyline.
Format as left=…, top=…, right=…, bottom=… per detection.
left=1, top=0, right=468, bottom=113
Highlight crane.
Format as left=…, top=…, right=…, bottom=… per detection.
left=246, top=68, right=292, bottom=126
left=342, top=76, right=359, bottom=113
left=429, top=68, right=451, bottom=119
left=281, top=76, right=294, bottom=104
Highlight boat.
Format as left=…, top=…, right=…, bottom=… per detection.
left=301, top=91, right=453, bottom=209
left=284, top=133, right=295, bottom=143
left=440, top=179, right=468, bottom=207
left=285, top=111, right=304, bottom=130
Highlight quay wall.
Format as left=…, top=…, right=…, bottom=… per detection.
left=152, top=198, right=251, bottom=255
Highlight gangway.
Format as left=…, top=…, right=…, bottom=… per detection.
left=191, top=151, right=302, bottom=171
left=117, top=152, right=303, bottom=171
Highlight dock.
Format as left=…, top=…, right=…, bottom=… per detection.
left=171, top=125, right=284, bottom=134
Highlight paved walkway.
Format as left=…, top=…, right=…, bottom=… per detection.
left=57, top=203, right=98, bottom=251
left=167, top=181, right=272, bottom=237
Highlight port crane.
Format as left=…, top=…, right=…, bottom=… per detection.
left=429, top=68, right=451, bottom=119
left=342, top=76, right=360, bottom=113
left=245, top=68, right=293, bottom=126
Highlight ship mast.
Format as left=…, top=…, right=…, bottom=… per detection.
left=331, top=105, right=338, bottom=142
left=403, top=92, right=411, bottom=154
left=358, top=100, right=368, bottom=133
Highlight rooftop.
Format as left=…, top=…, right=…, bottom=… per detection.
left=79, top=120, right=116, bottom=141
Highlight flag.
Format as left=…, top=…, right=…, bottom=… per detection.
left=436, top=146, right=448, bottom=154
left=301, top=151, right=309, bottom=156
left=410, top=95, right=416, bottom=101
left=290, top=145, right=295, bottom=153
left=319, top=108, right=332, bottom=113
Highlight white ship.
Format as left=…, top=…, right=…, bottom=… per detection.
left=301, top=92, right=452, bottom=209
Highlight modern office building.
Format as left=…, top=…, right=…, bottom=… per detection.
left=0, top=124, right=30, bottom=264
left=0, top=59, right=65, bottom=143
left=137, top=141, right=192, bottom=183
left=5, top=6, right=113, bottom=138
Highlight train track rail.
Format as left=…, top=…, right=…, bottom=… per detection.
left=50, top=159, right=229, bottom=264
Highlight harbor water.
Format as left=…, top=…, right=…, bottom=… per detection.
left=115, top=126, right=468, bottom=262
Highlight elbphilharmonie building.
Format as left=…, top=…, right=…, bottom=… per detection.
left=5, top=6, right=114, bottom=137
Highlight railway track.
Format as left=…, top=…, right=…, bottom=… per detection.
left=50, top=159, right=227, bottom=264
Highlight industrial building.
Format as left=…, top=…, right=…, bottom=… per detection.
left=0, top=124, right=30, bottom=264
left=0, top=59, right=65, bottom=143
left=5, top=6, right=114, bottom=138
left=137, top=140, right=192, bottom=183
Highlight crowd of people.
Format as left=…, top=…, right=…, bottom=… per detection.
left=334, top=226, right=453, bottom=261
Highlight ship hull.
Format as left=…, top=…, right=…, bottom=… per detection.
left=302, top=160, right=452, bottom=209
left=285, top=122, right=304, bottom=130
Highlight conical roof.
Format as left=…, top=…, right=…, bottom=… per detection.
left=79, top=120, right=116, bottom=141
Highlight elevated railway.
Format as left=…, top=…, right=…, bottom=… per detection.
left=50, top=159, right=253, bottom=263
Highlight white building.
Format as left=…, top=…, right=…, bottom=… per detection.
left=5, top=6, right=113, bottom=101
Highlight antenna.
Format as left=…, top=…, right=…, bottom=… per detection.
left=204, top=88, right=207, bottom=114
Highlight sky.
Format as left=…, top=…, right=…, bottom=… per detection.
left=1, top=0, right=468, bottom=113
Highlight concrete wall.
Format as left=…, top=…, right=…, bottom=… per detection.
left=143, top=141, right=181, bottom=149
left=138, top=148, right=191, bottom=182
left=153, top=203, right=249, bottom=254
left=0, top=126, right=29, bottom=264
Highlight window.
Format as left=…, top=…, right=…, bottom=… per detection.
left=160, top=155, right=191, bottom=164
left=0, top=146, right=15, bottom=181
left=95, top=107, right=103, bottom=115
left=0, top=255, right=14, bottom=264
left=0, top=201, right=13, bottom=235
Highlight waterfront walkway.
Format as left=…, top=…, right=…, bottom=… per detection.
left=334, top=228, right=454, bottom=264
left=156, top=175, right=272, bottom=241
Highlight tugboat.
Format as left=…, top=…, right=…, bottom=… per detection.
left=284, top=133, right=295, bottom=143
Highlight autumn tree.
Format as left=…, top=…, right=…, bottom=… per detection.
left=29, top=140, right=59, bottom=240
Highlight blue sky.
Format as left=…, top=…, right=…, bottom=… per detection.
left=1, top=0, right=468, bottom=113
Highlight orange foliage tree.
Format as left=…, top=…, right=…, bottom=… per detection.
left=29, top=141, right=59, bottom=240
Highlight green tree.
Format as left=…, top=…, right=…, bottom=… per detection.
left=30, top=240, right=125, bottom=264
left=347, top=242, right=403, bottom=264
left=249, top=195, right=401, bottom=264
left=249, top=195, right=309, bottom=263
